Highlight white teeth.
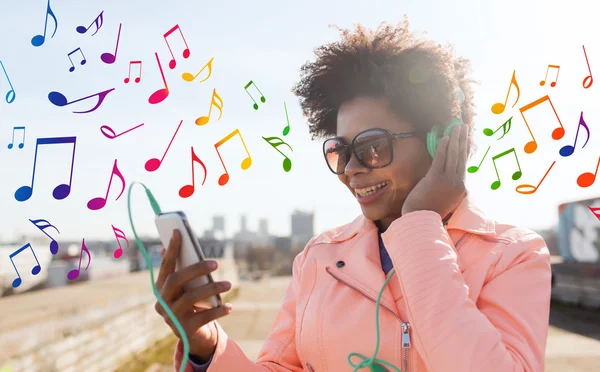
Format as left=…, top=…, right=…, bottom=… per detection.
left=355, top=182, right=388, bottom=197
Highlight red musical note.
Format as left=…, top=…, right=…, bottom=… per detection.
left=179, top=147, right=208, bottom=198
left=163, top=24, right=190, bottom=69
left=577, top=156, right=600, bottom=188
left=589, top=206, right=600, bottom=221
left=518, top=95, right=565, bottom=154
left=124, top=61, right=142, bottom=84
left=540, top=64, right=560, bottom=87
left=148, top=53, right=169, bottom=104
left=67, top=239, right=91, bottom=281
left=491, top=70, right=520, bottom=115
left=560, top=112, right=589, bottom=157
left=145, top=120, right=183, bottom=172
left=111, top=225, right=129, bottom=259
left=87, top=159, right=126, bottom=210
left=214, top=129, right=252, bottom=186
left=516, top=161, right=556, bottom=195
left=582, top=45, right=593, bottom=89
left=9, top=243, right=41, bottom=288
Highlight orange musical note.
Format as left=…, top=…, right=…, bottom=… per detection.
left=589, top=206, right=600, bottom=221
left=111, top=225, right=129, bottom=259
left=67, top=239, right=91, bottom=281
left=196, top=89, right=223, bottom=126
left=182, top=57, right=214, bottom=83
left=483, top=117, right=512, bottom=140
left=263, top=136, right=293, bottom=172
left=163, top=24, right=190, bottom=69
left=214, top=129, right=252, bottom=186
left=577, top=156, right=600, bottom=188
left=87, top=159, right=126, bottom=210
left=540, top=64, right=560, bottom=87
left=491, top=70, right=520, bottom=115
left=179, top=147, right=208, bottom=198
left=467, top=146, right=490, bottom=174
left=489, top=148, right=522, bottom=190
left=582, top=45, right=593, bottom=89
left=516, top=161, right=556, bottom=195
left=145, top=120, right=183, bottom=172
left=518, top=95, right=565, bottom=154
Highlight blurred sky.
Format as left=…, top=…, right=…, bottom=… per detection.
left=0, top=0, right=599, bottom=242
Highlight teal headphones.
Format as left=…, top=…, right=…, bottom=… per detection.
left=425, top=87, right=466, bottom=159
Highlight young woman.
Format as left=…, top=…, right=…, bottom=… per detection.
left=155, top=17, right=552, bottom=372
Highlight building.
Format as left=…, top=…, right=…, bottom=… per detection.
left=213, top=216, right=225, bottom=233
left=291, top=210, right=314, bottom=251
left=258, top=218, right=268, bottom=236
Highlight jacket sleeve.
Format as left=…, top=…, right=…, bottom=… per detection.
left=173, top=241, right=313, bottom=372
left=381, top=210, right=551, bottom=372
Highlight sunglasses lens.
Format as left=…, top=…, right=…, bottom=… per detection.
left=324, top=139, right=346, bottom=174
left=354, top=130, right=391, bottom=167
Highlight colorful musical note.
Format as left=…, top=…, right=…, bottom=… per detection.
left=491, top=70, right=519, bottom=115
left=263, top=136, right=293, bottom=172
left=489, top=148, right=522, bottom=190
left=163, top=24, right=190, bottom=69
left=8, top=126, right=25, bottom=149
left=87, top=159, right=126, bottom=211
left=540, top=64, right=560, bottom=87
left=582, top=45, right=593, bottom=89
left=467, top=146, right=491, bottom=174
left=519, top=95, right=565, bottom=154
left=48, top=87, right=115, bottom=114
left=67, top=47, right=87, bottom=72
left=9, top=243, right=41, bottom=288
left=589, top=206, right=600, bottom=221
left=214, top=129, right=252, bottom=186
left=29, top=218, right=60, bottom=255
left=76, top=10, right=104, bottom=36
left=100, top=23, right=122, bottom=64
left=179, top=147, right=207, bottom=198
left=111, top=225, right=129, bottom=259
left=148, top=53, right=169, bottom=104
left=196, top=89, right=223, bottom=126
left=244, top=80, right=266, bottom=110
left=516, top=161, right=556, bottom=195
left=577, top=156, right=599, bottom=188
left=31, top=0, right=58, bottom=47
left=283, top=102, right=291, bottom=136
left=0, top=60, right=16, bottom=103
left=483, top=117, right=512, bottom=140
left=100, top=123, right=144, bottom=139
left=124, top=61, right=142, bottom=84
left=182, top=57, right=214, bottom=82
left=15, top=136, right=77, bottom=202
left=67, top=239, right=91, bottom=281
left=145, top=120, right=183, bottom=172
left=560, top=112, right=589, bottom=157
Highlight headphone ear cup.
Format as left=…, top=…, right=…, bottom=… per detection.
left=426, top=126, right=440, bottom=159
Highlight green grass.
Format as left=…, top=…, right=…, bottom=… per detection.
left=115, top=287, right=239, bottom=372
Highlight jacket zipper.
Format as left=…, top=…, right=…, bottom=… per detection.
left=326, top=267, right=411, bottom=371
left=306, top=362, right=315, bottom=372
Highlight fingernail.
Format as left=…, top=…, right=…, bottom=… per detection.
left=225, top=303, right=232, bottom=311
left=207, top=261, right=217, bottom=269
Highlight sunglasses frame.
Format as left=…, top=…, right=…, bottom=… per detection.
left=323, top=128, right=416, bottom=175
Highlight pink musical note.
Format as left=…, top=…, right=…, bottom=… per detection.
left=9, top=243, right=41, bottom=288
left=179, top=147, right=208, bottom=198
left=87, top=159, right=125, bottom=210
left=148, top=53, right=169, bottom=104
left=577, top=156, right=600, bottom=188
left=100, top=123, right=144, bottom=139
left=111, top=225, right=129, bottom=259
left=67, top=239, right=91, bottom=281
left=29, top=218, right=60, bottom=255
left=163, top=24, right=190, bottom=69
left=145, top=120, right=183, bottom=172
left=48, top=88, right=115, bottom=114
left=589, top=206, right=600, bottom=221
left=124, top=61, right=142, bottom=83
left=101, top=23, right=122, bottom=64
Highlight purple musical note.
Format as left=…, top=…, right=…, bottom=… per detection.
left=87, top=159, right=126, bottom=210
left=67, top=239, right=91, bottom=281
left=100, top=123, right=144, bottom=139
left=101, top=23, right=122, bottom=64
left=559, top=111, right=590, bottom=157
left=67, top=47, right=87, bottom=72
left=29, top=218, right=60, bottom=255
left=76, top=10, right=104, bottom=36
left=15, top=136, right=77, bottom=202
left=9, top=243, right=41, bottom=288
left=48, top=88, right=115, bottom=114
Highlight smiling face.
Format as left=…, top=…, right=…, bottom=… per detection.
left=335, top=96, right=433, bottom=231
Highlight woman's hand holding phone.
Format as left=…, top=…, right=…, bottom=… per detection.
left=154, top=229, right=234, bottom=361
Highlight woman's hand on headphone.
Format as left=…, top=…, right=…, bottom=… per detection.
left=401, top=123, right=468, bottom=219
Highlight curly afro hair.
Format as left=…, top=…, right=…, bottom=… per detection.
left=291, top=16, right=478, bottom=156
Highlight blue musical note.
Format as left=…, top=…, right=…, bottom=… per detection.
left=31, top=0, right=58, bottom=47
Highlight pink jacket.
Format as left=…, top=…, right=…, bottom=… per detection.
left=174, top=195, right=552, bottom=371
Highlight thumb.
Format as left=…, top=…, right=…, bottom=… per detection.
left=161, top=247, right=166, bottom=258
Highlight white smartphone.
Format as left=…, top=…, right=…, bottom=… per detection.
left=155, top=211, right=222, bottom=309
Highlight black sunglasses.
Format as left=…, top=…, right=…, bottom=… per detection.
left=323, top=128, right=416, bottom=175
